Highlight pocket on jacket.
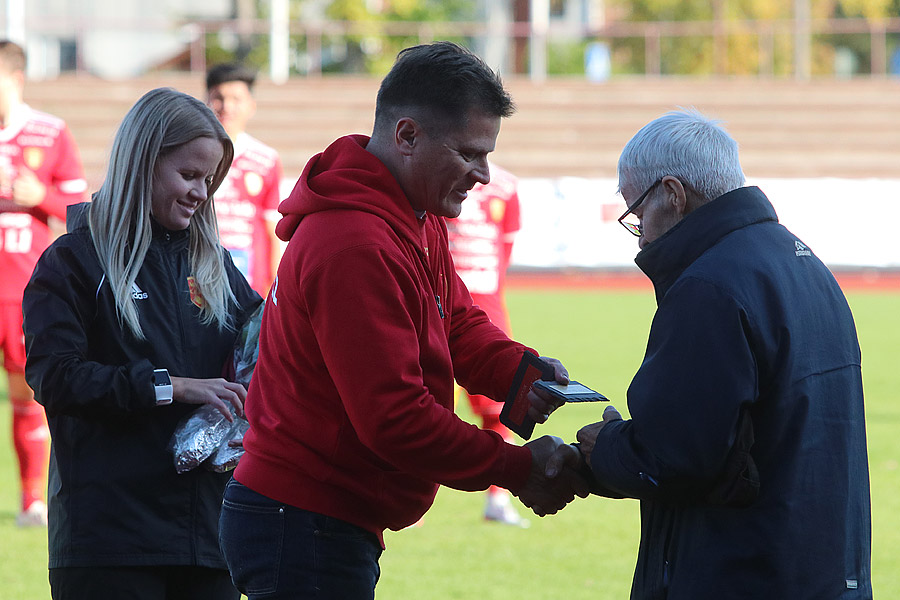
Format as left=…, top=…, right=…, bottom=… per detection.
left=705, top=405, right=760, bottom=507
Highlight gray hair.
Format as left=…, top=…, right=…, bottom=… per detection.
left=617, top=108, right=745, bottom=203
left=89, top=87, right=235, bottom=339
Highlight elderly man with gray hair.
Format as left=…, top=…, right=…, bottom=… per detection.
left=540, top=108, right=872, bottom=599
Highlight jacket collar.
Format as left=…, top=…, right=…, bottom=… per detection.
left=66, top=201, right=91, bottom=232
left=150, top=217, right=190, bottom=243
left=635, top=186, right=778, bottom=302
left=66, top=201, right=191, bottom=243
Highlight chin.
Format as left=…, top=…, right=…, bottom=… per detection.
left=166, top=217, right=192, bottom=231
left=440, top=202, right=463, bottom=219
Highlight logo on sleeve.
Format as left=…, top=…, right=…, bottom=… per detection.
left=794, top=241, right=811, bottom=257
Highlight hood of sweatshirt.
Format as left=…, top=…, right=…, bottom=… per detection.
left=276, top=135, right=424, bottom=247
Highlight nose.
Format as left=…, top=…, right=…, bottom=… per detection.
left=473, top=157, right=490, bottom=186
left=223, top=97, right=238, bottom=114
left=190, top=180, right=208, bottom=202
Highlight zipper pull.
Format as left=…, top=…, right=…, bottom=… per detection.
left=435, top=295, right=445, bottom=319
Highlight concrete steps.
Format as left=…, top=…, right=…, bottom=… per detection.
left=24, top=74, right=900, bottom=192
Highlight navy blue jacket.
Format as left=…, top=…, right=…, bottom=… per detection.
left=23, top=204, right=262, bottom=569
left=589, top=187, right=871, bottom=599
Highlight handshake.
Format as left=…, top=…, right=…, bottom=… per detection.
left=513, top=375, right=624, bottom=516
left=515, top=435, right=591, bottom=516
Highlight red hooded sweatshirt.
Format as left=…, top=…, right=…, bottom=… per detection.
left=235, top=135, right=534, bottom=545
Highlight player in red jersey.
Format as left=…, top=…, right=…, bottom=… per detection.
left=206, top=64, right=284, bottom=297
left=446, top=162, right=526, bottom=526
left=0, top=40, right=87, bottom=527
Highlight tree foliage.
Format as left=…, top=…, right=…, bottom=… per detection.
left=613, top=0, right=898, bottom=20
left=607, top=0, right=900, bottom=76
left=322, top=0, right=478, bottom=73
left=210, top=0, right=900, bottom=76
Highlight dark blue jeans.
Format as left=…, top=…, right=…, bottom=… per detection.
left=219, top=479, right=383, bottom=599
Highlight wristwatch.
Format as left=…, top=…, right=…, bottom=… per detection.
left=153, top=369, right=173, bottom=406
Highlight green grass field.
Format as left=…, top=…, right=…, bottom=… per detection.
left=1, top=288, right=897, bottom=599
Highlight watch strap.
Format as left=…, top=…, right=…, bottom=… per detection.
left=153, top=369, right=173, bottom=406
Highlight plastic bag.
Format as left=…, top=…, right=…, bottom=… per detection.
left=233, top=302, right=264, bottom=388
left=170, top=302, right=264, bottom=473
left=206, top=417, right=250, bottom=472
left=171, top=403, right=238, bottom=474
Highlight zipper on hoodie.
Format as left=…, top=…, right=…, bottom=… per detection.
left=418, top=225, right=447, bottom=320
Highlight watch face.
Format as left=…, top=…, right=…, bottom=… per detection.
left=154, top=370, right=172, bottom=386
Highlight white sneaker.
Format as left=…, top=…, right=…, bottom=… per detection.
left=16, top=500, right=48, bottom=528
left=484, top=493, right=529, bottom=528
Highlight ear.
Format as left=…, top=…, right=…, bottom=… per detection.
left=660, top=176, right=688, bottom=217
left=395, top=117, right=418, bottom=157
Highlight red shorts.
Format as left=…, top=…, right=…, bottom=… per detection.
left=1, top=301, right=26, bottom=373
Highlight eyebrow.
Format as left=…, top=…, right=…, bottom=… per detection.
left=457, top=143, right=493, bottom=156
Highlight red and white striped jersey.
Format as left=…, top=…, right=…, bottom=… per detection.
left=0, top=104, right=86, bottom=302
left=214, top=132, right=283, bottom=296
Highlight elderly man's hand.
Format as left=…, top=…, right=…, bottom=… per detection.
left=527, top=356, right=569, bottom=424
left=574, top=405, right=623, bottom=468
left=516, top=435, right=590, bottom=516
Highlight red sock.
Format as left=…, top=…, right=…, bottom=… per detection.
left=11, top=397, right=50, bottom=510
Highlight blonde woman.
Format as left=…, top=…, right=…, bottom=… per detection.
left=22, top=88, right=262, bottom=600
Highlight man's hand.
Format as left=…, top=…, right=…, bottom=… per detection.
left=527, top=356, right=569, bottom=424
left=171, top=377, right=247, bottom=422
left=574, top=405, right=623, bottom=468
left=11, top=169, right=47, bottom=207
left=516, top=435, right=590, bottom=516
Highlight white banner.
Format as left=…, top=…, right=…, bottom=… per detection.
left=511, top=177, right=900, bottom=269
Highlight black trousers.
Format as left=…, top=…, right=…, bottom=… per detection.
left=49, top=565, right=239, bottom=600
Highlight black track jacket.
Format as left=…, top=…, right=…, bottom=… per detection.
left=23, top=203, right=262, bottom=569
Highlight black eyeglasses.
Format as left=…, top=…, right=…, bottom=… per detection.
left=618, top=178, right=662, bottom=237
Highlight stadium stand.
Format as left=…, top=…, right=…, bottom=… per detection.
left=23, top=74, right=900, bottom=191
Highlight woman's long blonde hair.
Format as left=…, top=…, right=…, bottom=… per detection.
left=89, top=87, right=236, bottom=339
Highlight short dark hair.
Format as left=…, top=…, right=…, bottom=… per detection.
left=0, top=40, right=26, bottom=74
left=206, top=63, right=257, bottom=92
left=374, top=41, right=515, bottom=132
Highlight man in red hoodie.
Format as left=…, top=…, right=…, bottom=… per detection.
left=219, top=41, right=585, bottom=599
